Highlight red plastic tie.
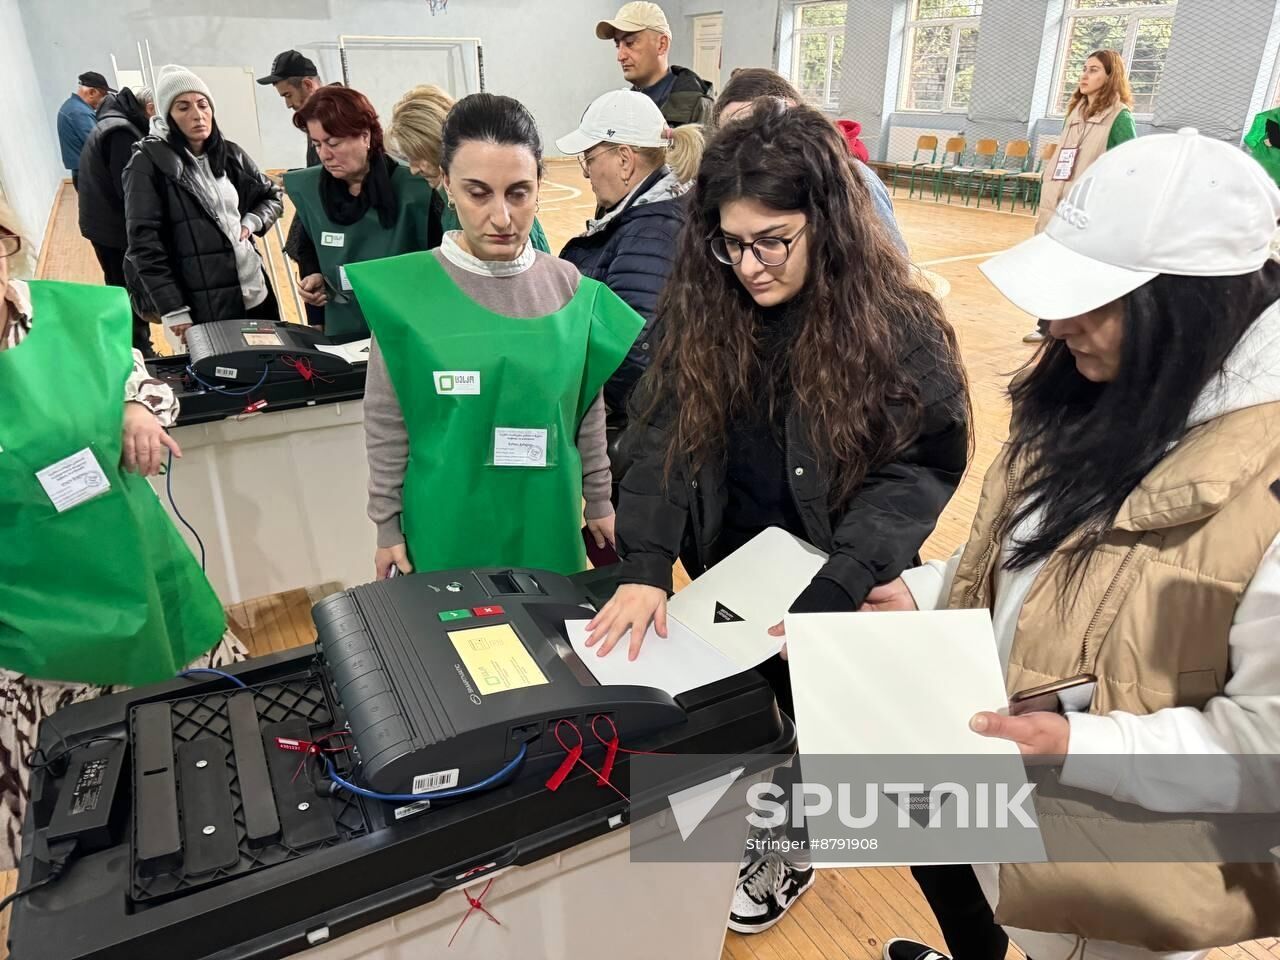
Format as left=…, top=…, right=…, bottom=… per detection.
left=545, top=720, right=583, bottom=792
left=448, top=877, right=501, bottom=948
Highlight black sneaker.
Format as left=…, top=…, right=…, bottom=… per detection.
left=727, top=851, right=815, bottom=934
left=883, top=938, right=953, bottom=960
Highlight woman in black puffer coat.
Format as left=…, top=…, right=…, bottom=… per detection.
left=123, top=65, right=282, bottom=348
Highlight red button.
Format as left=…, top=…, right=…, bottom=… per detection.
left=473, top=605, right=505, bottom=617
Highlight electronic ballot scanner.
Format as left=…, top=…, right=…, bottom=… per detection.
left=314, top=569, right=685, bottom=794
left=8, top=564, right=794, bottom=960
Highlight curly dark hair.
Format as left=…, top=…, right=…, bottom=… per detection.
left=631, top=100, right=966, bottom=506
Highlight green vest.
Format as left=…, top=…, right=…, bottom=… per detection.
left=345, top=252, right=643, bottom=574
left=0, top=282, right=225, bottom=685
left=435, top=185, right=552, bottom=254
left=285, top=163, right=435, bottom=342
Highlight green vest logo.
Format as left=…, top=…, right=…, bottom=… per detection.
left=434, top=371, right=481, bottom=395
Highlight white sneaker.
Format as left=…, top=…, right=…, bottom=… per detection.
left=883, top=938, right=953, bottom=960
left=727, top=851, right=815, bottom=934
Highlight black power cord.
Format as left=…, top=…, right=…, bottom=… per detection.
left=0, top=839, right=78, bottom=914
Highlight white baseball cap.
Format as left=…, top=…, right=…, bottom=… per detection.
left=981, top=128, right=1280, bottom=321
left=596, top=1, right=672, bottom=40
left=556, top=89, right=672, bottom=155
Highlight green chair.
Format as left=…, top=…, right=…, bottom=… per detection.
left=891, top=135, right=939, bottom=196
left=977, top=140, right=1031, bottom=210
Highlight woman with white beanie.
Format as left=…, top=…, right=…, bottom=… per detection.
left=123, top=64, right=283, bottom=346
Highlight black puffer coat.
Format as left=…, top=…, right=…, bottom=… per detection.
left=559, top=168, right=686, bottom=415
left=77, top=89, right=148, bottom=249
left=123, top=135, right=282, bottom=322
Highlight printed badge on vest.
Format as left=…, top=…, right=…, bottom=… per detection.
left=320, top=231, right=345, bottom=247
left=434, top=371, right=481, bottom=396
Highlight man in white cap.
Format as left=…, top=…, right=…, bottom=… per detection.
left=596, top=2, right=714, bottom=128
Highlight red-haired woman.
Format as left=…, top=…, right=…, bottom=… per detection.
left=285, top=86, right=442, bottom=342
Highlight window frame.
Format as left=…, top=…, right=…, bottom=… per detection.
left=897, top=0, right=983, bottom=115
left=1048, top=1, right=1177, bottom=120
left=789, top=1, right=848, bottom=110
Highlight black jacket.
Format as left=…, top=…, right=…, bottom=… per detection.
left=616, top=325, right=970, bottom=609
left=559, top=169, right=686, bottom=414
left=77, top=89, right=148, bottom=249
left=123, top=136, right=283, bottom=322
left=660, top=65, right=714, bottom=127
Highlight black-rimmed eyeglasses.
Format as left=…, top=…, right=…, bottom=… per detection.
left=710, top=224, right=808, bottom=267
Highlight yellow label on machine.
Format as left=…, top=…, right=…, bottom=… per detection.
left=447, top=623, right=549, bottom=695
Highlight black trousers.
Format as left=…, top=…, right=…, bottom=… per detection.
left=911, top=864, right=1009, bottom=960
left=91, top=242, right=155, bottom=358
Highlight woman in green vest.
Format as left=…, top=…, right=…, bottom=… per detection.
left=387, top=84, right=552, bottom=253
left=0, top=199, right=241, bottom=868
left=285, top=86, right=442, bottom=342
left=348, top=93, right=644, bottom=579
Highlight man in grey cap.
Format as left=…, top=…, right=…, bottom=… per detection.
left=597, top=2, right=713, bottom=128
left=57, top=71, right=113, bottom=190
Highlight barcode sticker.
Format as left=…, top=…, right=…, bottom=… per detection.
left=394, top=800, right=431, bottom=820
left=413, top=769, right=460, bottom=793
left=215, top=366, right=239, bottom=379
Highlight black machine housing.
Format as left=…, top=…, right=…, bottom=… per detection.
left=317, top=569, right=685, bottom=793
left=7, top=569, right=793, bottom=960
left=185, top=318, right=354, bottom=385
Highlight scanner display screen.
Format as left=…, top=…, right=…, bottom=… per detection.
left=447, top=624, right=549, bottom=696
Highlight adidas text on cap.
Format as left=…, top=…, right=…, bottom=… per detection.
left=981, top=128, right=1280, bottom=321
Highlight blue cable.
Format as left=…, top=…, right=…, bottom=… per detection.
left=179, top=667, right=248, bottom=689
left=185, top=364, right=271, bottom=397
left=323, top=743, right=527, bottom=805
left=165, top=449, right=206, bottom=571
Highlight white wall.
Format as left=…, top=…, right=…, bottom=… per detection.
left=0, top=0, right=65, bottom=259
left=19, top=0, right=629, bottom=171
left=670, top=0, right=781, bottom=84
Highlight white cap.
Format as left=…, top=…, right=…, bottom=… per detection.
left=981, top=128, right=1280, bottom=321
left=596, top=2, right=672, bottom=40
left=556, top=90, right=672, bottom=155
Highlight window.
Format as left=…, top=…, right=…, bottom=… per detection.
left=899, top=0, right=983, bottom=113
left=1052, top=1, right=1176, bottom=117
left=790, top=2, right=847, bottom=109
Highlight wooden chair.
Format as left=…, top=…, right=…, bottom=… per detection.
left=912, top=136, right=967, bottom=201
left=891, top=135, right=939, bottom=196
left=948, top=139, right=999, bottom=205
left=978, top=139, right=1031, bottom=210
left=1015, top=141, right=1059, bottom=213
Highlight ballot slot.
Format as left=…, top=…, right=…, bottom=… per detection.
left=477, top=570, right=547, bottom=597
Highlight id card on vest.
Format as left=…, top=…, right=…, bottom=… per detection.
left=1052, top=147, right=1079, bottom=181
left=36, top=447, right=111, bottom=512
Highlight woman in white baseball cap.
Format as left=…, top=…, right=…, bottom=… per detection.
left=557, top=90, right=703, bottom=519
left=868, top=129, right=1280, bottom=960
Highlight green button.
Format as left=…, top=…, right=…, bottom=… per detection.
left=438, top=609, right=473, bottom=622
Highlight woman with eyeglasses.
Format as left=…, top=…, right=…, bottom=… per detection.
left=388, top=84, right=553, bottom=254
left=286, top=86, right=442, bottom=343
left=584, top=101, right=970, bottom=932
left=346, top=94, right=643, bottom=581
left=0, top=199, right=243, bottom=869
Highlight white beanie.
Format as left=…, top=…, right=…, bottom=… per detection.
left=150, top=64, right=214, bottom=138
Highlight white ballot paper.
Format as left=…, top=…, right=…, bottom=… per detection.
left=784, top=609, right=1018, bottom=756
left=564, top=528, right=829, bottom=696
left=785, top=609, right=1039, bottom=867
left=564, top=618, right=741, bottom=697
left=315, top=338, right=372, bottom=364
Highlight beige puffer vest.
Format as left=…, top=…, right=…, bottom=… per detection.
left=947, top=402, right=1280, bottom=950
